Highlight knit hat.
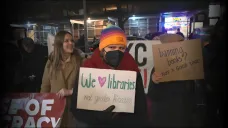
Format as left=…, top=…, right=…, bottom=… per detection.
left=99, top=25, right=127, bottom=51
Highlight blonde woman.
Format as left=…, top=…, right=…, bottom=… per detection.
left=41, top=31, right=82, bottom=127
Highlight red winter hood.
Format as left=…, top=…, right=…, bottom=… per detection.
left=82, top=48, right=139, bottom=72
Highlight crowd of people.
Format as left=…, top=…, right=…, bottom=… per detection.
left=3, top=27, right=48, bottom=93
left=3, top=11, right=225, bottom=127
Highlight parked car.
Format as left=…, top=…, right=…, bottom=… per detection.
left=127, top=36, right=147, bottom=41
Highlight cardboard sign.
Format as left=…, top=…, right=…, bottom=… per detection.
left=77, top=67, right=137, bottom=113
left=2, top=93, right=66, bottom=128
left=152, top=39, right=204, bottom=82
left=127, top=40, right=161, bottom=93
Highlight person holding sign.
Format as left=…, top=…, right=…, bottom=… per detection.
left=40, top=31, right=83, bottom=127
left=147, top=34, right=196, bottom=127
left=71, top=25, right=147, bottom=127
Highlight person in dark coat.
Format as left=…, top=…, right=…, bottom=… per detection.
left=147, top=68, right=195, bottom=127
left=17, top=37, right=48, bottom=92
left=202, top=15, right=226, bottom=128
left=147, top=34, right=195, bottom=127
left=189, top=28, right=201, bottom=40
left=71, top=25, right=147, bottom=128
left=76, top=34, right=86, bottom=52
left=3, top=25, right=23, bottom=92
left=176, top=28, right=185, bottom=39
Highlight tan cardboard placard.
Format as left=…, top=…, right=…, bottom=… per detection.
left=77, top=67, right=137, bottom=113
left=152, top=39, right=204, bottom=82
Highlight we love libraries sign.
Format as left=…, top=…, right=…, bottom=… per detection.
left=76, top=68, right=137, bottom=113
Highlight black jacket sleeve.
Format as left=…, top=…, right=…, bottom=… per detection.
left=147, top=68, right=155, bottom=96
left=123, top=72, right=148, bottom=127
left=70, top=71, right=99, bottom=125
left=134, top=72, right=148, bottom=126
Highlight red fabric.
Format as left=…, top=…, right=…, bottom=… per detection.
left=82, top=48, right=140, bottom=72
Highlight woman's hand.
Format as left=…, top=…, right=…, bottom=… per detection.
left=152, top=72, right=162, bottom=84
left=56, top=88, right=73, bottom=98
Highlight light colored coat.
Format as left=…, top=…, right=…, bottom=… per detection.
left=41, top=55, right=82, bottom=127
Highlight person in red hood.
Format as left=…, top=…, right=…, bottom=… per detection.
left=71, top=25, right=147, bottom=128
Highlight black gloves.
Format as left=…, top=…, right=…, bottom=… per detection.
left=95, top=105, right=117, bottom=124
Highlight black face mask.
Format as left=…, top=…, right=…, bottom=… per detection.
left=104, top=50, right=124, bottom=68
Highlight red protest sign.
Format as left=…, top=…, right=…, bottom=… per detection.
left=1, top=93, right=66, bottom=128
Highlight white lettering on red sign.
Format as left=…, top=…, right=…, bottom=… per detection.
left=6, top=98, right=60, bottom=127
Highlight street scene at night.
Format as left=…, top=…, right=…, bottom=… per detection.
left=2, top=0, right=225, bottom=127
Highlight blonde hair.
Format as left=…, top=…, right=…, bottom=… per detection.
left=47, top=31, right=82, bottom=78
